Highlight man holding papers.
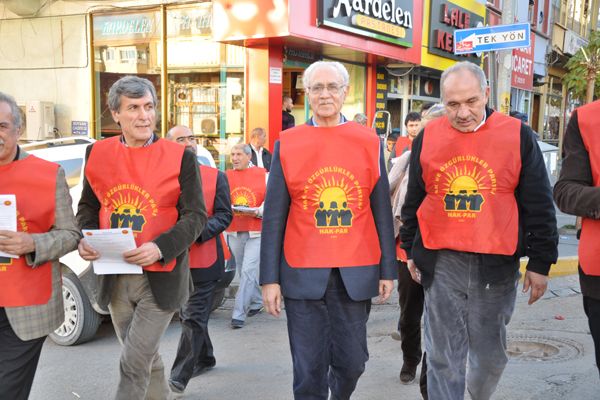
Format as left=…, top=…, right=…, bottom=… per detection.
left=0, top=91, right=80, bottom=400
left=77, top=76, right=206, bottom=400
left=166, top=125, right=233, bottom=394
left=226, top=143, right=266, bottom=329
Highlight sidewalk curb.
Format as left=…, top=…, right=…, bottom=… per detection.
left=519, top=256, right=579, bottom=278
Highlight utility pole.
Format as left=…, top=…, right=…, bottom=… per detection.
left=495, top=0, right=515, bottom=114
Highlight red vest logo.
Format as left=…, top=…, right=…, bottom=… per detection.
left=231, top=186, right=257, bottom=209
left=304, top=166, right=363, bottom=234
left=105, top=186, right=155, bottom=232
left=436, top=155, right=496, bottom=218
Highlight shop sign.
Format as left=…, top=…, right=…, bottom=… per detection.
left=563, top=30, right=588, bottom=56
left=511, top=35, right=534, bottom=91
left=454, top=23, right=530, bottom=54
left=419, top=77, right=440, bottom=98
left=167, top=4, right=212, bottom=37
left=71, top=120, right=88, bottom=136
left=428, top=0, right=483, bottom=62
left=317, top=0, right=414, bottom=47
left=374, top=67, right=389, bottom=136
left=94, top=12, right=160, bottom=41
left=284, top=47, right=319, bottom=64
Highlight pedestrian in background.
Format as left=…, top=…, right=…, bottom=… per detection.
left=166, top=125, right=233, bottom=395
left=227, top=143, right=266, bottom=329
left=282, top=96, right=295, bottom=131
left=249, top=127, right=272, bottom=171
left=260, top=60, right=396, bottom=400
left=353, top=112, right=368, bottom=126
left=0, top=91, right=81, bottom=400
left=400, top=62, right=558, bottom=399
left=554, top=98, right=600, bottom=378
left=77, top=76, right=206, bottom=400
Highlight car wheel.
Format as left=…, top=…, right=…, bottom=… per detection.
left=211, top=288, right=226, bottom=313
left=49, top=271, right=102, bottom=346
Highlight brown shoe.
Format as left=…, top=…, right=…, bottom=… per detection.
left=399, top=363, right=417, bottom=384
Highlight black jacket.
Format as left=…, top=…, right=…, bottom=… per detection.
left=191, top=170, right=233, bottom=283
left=77, top=135, right=207, bottom=311
left=250, top=147, right=272, bottom=172
left=400, top=108, right=558, bottom=288
left=554, top=108, right=600, bottom=300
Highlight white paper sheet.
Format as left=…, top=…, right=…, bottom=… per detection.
left=82, top=228, right=142, bottom=275
left=0, top=195, right=18, bottom=258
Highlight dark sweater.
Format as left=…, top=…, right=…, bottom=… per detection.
left=400, top=108, right=558, bottom=288
left=553, top=109, right=600, bottom=300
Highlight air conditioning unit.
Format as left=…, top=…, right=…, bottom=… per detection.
left=23, top=101, right=55, bottom=141
left=194, top=116, right=218, bottom=135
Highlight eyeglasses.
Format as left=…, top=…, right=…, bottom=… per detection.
left=307, top=83, right=346, bottom=95
left=175, top=135, right=197, bottom=143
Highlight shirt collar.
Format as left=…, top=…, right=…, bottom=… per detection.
left=119, top=133, right=156, bottom=147
left=309, top=114, right=348, bottom=127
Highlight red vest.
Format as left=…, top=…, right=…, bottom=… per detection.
left=189, top=166, right=230, bottom=268
left=226, top=167, right=266, bottom=232
left=85, top=137, right=183, bottom=272
left=279, top=122, right=382, bottom=268
left=417, top=113, right=522, bottom=255
left=0, top=156, right=57, bottom=306
left=577, top=101, right=600, bottom=275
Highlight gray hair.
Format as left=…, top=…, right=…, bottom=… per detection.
left=232, top=143, right=252, bottom=156
left=250, top=127, right=266, bottom=138
left=0, top=91, right=22, bottom=129
left=303, top=61, right=349, bottom=89
left=353, top=113, right=368, bottom=125
left=422, top=103, right=446, bottom=120
left=166, top=125, right=192, bottom=139
left=440, top=62, right=487, bottom=102
left=107, top=75, right=157, bottom=112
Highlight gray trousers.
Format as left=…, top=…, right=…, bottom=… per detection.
left=109, top=274, right=174, bottom=400
left=424, top=250, right=518, bottom=400
left=228, top=232, right=263, bottom=321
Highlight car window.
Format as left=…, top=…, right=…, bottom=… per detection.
left=55, top=158, right=84, bottom=188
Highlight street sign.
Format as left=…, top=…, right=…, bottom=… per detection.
left=454, top=23, right=530, bottom=55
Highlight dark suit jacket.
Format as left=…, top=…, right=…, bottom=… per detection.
left=191, top=170, right=232, bottom=283
left=250, top=147, right=272, bottom=172
left=77, top=136, right=207, bottom=311
left=259, top=127, right=397, bottom=302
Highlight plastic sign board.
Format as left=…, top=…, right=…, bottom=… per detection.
left=453, top=23, right=530, bottom=55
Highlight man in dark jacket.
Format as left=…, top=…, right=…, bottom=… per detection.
left=400, top=62, right=558, bottom=400
left=166, top=125, right=232, bottom=394
left=249, top=127, right=272, bottom=171
left=77, top=77, right=206, bottom=400
left=554, top=99, right=600, bottom=377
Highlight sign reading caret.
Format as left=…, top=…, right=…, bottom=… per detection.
left=317, top=0, right=414, bottom=47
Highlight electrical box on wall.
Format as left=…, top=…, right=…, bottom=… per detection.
left=23, top=101, right=55, bottom=141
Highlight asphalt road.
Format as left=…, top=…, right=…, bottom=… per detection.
left=31, top=274, right=598, bottom=400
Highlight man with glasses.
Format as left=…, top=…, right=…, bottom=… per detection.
left=166, top=125, right=232, bottom=394
left=261, top=61, right=396, bottom=400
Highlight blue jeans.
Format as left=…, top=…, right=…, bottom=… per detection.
left=424, top=250, right=518, bottom=400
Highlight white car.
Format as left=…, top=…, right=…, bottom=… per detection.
left=22, top=136, right=222, bottom=345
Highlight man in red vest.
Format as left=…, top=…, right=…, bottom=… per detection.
left=0, top=91, right=81, bottom=399
left=554, top=99, right=600, bottom=377
left=261, top=61, right=397, bottom=400
left=77, top=77, right=206, bottom=399
left=400, top=62, right=558, bottom=399
left=165, top=125, right=232, bottom=394
left=226, top=143, right=266, bottom=329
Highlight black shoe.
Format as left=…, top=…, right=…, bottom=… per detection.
left=192, top=361, right=216, bottom=377
left=169, top=379, right=185, bottom=394
left=231, top=319, right=244, bottom=329
left=247, top=307, right=264, bottom=317
left=400, top=363, right=417, bottom=384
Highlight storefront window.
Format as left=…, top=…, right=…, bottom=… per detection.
left=93, top=10, right=162, bottom=138
left=326, top=60, right=366, bottom=121
left=92, top=4, right=245, bottom=169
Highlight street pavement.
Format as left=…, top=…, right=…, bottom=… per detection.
left=31, top=271, right=598, bottom=400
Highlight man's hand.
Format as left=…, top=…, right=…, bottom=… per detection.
left=0, top=230, right=35, bottom=256
left=522, top=270, right=548, bottom=305
left=123, top=242, right=161, bottom=267
left=262, top=283, right=282, bottom=317
left=78, top=238, right=100, bottom=261
left=377, top=279, right=394, bottom=303
left=407, top=259, right=422, bottom=284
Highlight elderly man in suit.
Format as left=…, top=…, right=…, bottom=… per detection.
left=260, top=61, right=396, bottom=400
left=77, top=76, right=206, bottom=400
left=0, top=91, right=81, bottom=400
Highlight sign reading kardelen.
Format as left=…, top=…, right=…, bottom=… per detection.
left=317, top=0, right=414, bottom=47
left=511, top=34, right=534, bottom=90
left=454, top=23, right=530, bottom=55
